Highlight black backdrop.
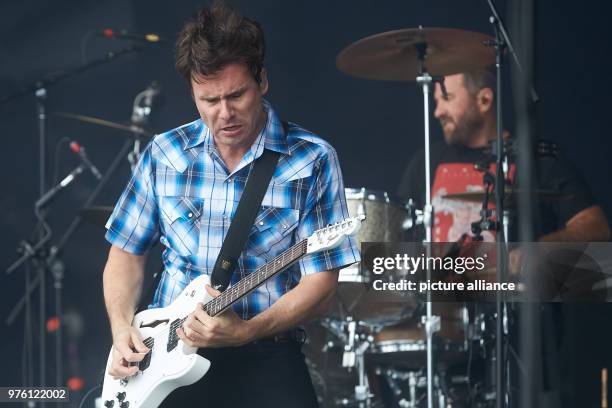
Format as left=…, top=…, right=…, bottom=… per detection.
left=1, top=0, right=611, bottom=406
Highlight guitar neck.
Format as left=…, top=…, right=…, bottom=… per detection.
left=202, top=239, right=308, bottom=317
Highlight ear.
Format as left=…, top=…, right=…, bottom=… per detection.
left=477, top=88, right=494, bottom=114
left=258, top=68, right=269, bottom=95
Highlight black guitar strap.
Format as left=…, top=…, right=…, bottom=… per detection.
left=210, top=122, right=286, bottom=291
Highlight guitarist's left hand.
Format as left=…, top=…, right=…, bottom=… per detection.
left=176, top=285, right=254, bottom=348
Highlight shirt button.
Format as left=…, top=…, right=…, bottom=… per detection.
left=188, top=212, right=193, bottom=218
left=259, top=221, right=264, bottom=226
left=282, top=225, right=287, bottom=229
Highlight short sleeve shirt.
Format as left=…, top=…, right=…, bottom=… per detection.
left=105, top=100, right=360, bottom=318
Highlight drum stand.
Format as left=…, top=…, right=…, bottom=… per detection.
left=327, top=317, right=375, bottom=407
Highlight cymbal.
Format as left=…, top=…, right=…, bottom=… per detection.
left=443, top=189, right=573, bottom=203
left=54, top=112, right=152, bottom=137
left=336, top=27, right=495, bottom=81
left=79, top=206, right=113, bottom=227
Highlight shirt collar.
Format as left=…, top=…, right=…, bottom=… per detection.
left=183, top=99, right=289, bottom=155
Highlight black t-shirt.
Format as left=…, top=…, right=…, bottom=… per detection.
left=397, top=140, right=594, bottom=241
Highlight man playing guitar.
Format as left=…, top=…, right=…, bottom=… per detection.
left=102, top=2, right=359, bottom=406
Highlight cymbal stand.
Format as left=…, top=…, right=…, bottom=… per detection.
left=414, top=39, right=442, bottom=408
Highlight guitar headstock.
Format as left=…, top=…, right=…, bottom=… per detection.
left=305, top=215, right=365, bottom=254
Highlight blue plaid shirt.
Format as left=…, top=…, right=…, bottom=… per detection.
left=105, top=100, right=359, bottom=318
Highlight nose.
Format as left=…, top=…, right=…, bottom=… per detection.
left=219, top=99, right=234, bottom=121
left=433, top=99, right=446, bottom=119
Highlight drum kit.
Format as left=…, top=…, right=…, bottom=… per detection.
left=304, top=186, right=497, bottom=408
left=302, top=23, right=543, bottom=408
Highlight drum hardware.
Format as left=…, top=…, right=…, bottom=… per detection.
left=403, top=199, right=424, bottom=231
left=416, top=36, right=444, bottom=408
left=470, top=167, right=497, bottom=242
left=336, top=22, right=514, bottom=405
left=319, top=317, right=376, bottom=407
left=337, top=25, right=496, bottom=406
left=336, top=28, right=495, bottom=81
left=2, top=45, right=148, bottom=391
left=374, top=367, right=450, bottom=408
left=53, top=111, right=152, bottom=137
left=337, top=188, right=419, bottom=329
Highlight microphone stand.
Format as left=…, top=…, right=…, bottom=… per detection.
left=2, top=46, right=142, bottom=395
left=6, top=164, right=90, bottom=402
left=484, top=1, right=539, bottom=407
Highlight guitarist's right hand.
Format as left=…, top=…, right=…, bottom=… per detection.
left=109, top=324, right=150, bottom=380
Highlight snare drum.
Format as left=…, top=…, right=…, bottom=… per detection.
left=333, top=188, right=418, bottom=328
left=368, top=303, right=472, bottom=368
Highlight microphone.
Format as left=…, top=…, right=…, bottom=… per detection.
left=70, top=141, right=102, bottom=180
left=143, top=81, right=161, bottom=108
left=100, top=28, right=165, bottom=43
left=131, top=81, right=162, bottom=125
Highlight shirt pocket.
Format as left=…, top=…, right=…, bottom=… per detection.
left=246, top=206, right=300, bottom=262
left=159, top=196, right=203, bottom=256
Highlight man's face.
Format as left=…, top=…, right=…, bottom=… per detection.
left=191, top=63, right=268, bottom=151
left=433, top=74, right=484, bottom=147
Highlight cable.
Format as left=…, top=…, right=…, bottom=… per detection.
left=78, top=384, right=102, bottom=408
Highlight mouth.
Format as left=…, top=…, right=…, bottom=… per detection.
left=440, top=120, right=453, bottom=129
left=220, top=124, right=242, bottom=136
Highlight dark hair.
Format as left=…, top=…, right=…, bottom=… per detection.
left=462, top=65, right=496, bottom=99
left=175, top=1, right=265, bottom=83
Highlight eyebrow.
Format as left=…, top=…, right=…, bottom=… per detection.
left=435, top=91, right=454, bottom=100
left=199, top=86, right=248, bottom=102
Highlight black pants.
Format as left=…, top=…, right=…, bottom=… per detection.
left=160, top=340, right=319, bottom=408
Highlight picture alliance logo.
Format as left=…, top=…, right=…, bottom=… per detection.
left=371, top=253, right=487, bottom=275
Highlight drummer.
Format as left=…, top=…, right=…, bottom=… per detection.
left=397, top=65, right=610, bottom=244
left=396, top=65, right=610, bottom=406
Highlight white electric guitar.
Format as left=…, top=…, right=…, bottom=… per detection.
left=100, top=215, right=364, bottom=408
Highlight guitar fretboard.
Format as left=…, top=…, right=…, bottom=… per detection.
left=177, top=239, right=308, bottom=327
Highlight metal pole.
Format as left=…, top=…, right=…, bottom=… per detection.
left=36, top=87, right=48, bottom=403
left=417, top=65, right=438, bottom=408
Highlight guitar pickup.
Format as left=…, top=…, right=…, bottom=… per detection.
left=167, top=319, right=181, bottom=352
left=139, top=319, right=169, bottom=329
left=138, top=349, right=153, bottom=372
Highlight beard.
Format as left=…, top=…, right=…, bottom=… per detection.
left=440, top=103, right=484, bottom=147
